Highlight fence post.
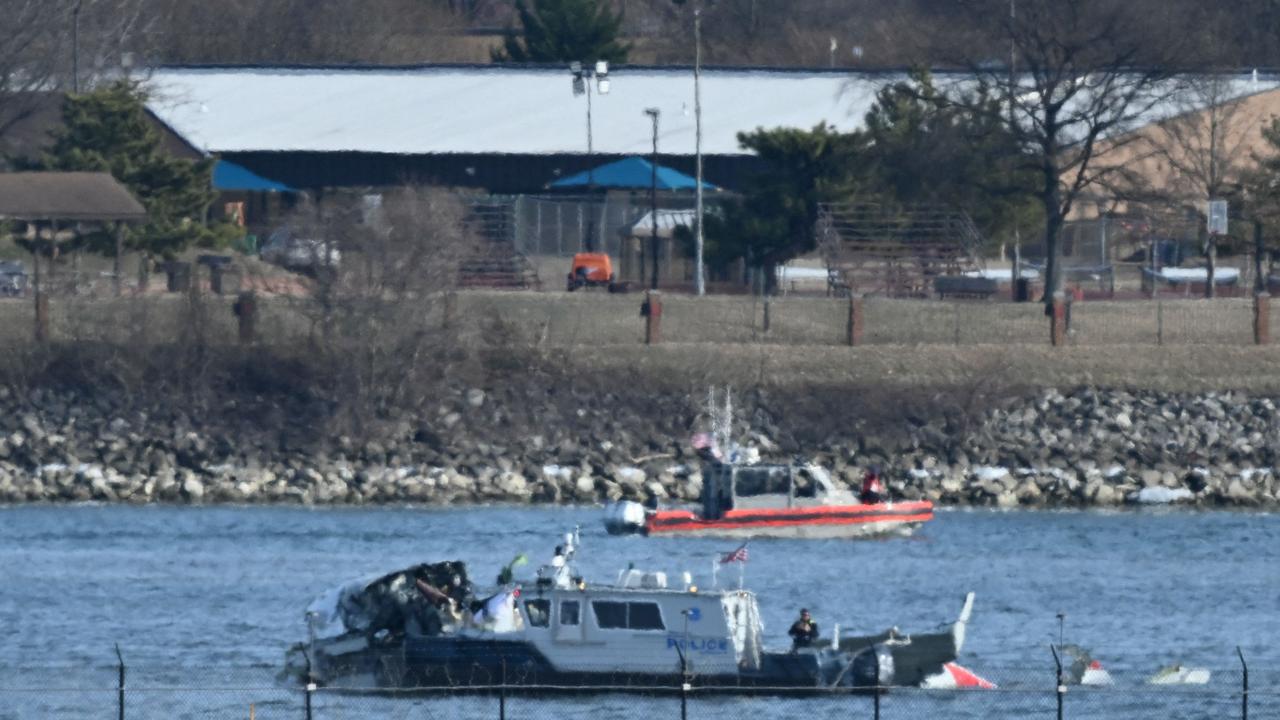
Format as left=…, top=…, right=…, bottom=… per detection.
left=643, top=290, right=662, bottom=345
left=1050, top=292, right=1067, bottom=347
left=304, top=654, right=315, bottom=720
left=873, top=648, right=882, bottom=720
left=1237, top=646, right=1248, bottom=720
left=846, top=295, right=863, bottom=346
left=499, top=659, right=506, bottom=720
left=763, top=295, right=771, bottom=334
left=233, top=291, right=257, bottom=345
left=1253, top=293, right=1270, bottom=345
left=34, top=288, right=49, bottom=343
left=115, top=644, right=125, bottom=720
left=1157, top=301, right=1164, bottom=346
left=1051, top=645, right=1065, bottom=720
left=443, top=290, right=458, bottom=331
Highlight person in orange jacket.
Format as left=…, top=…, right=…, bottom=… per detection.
left=860, top=465, right=884, bottom=504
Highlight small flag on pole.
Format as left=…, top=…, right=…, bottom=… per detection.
left=720, top=542, right=749, bottom=564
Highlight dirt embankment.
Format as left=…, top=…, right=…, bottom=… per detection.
left=0, top=343, right=1277, bottom=508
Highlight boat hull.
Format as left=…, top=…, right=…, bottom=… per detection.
left=641, top=501, right=934, bottom=539
left=299, top=634, right=950, bottom=693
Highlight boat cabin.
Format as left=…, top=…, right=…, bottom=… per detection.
left=512, top=576, right=764, bottom=676
left=701, top=463, right=848, bottom=521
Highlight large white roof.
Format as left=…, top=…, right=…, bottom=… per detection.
left=145, top=66, right=1280, bottom=159
left=145, top=65, right=893, bottom=157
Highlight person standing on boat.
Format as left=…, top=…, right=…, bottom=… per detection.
left=789, top=609, right=820, bottom=650
left=860, top=466, right=884, bottom=504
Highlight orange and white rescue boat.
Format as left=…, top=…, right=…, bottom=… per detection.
left=605, top=461, right=934, bottom=539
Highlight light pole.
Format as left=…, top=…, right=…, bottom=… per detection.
left=645, top=107, right=660, bottom=290
left=571, top=60, right=610, bottom=252
left=72, top=0, right=84, bottom=93
left=693, top=8, right=706, bottom=296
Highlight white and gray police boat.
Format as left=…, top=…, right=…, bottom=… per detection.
left=282, top=531, right=976, bottom=693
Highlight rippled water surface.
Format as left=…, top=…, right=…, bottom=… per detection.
left=1, top=504, right=1277, bottom=718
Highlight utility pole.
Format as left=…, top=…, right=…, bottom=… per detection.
left=1008, top=0, right=1021, bottom=301
left=645, top=108, right=661, bottom=290
left=72, top=0, right=84, bottom=93
left=694, top=9, right=706, bottom=295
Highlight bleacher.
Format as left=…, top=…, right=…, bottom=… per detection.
left=817, top=203, right=986, bottom=298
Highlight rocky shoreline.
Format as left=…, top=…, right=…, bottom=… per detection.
left=0, top=383, right=1276, bottom=509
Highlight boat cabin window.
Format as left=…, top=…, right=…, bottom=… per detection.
left=628, top=602, right=665, bottom=630
left=524, top=599, right=550, bottom=628
left=733, top=466, right=791, bottom=497
left=593, top=601, right=627, bottom=629
left=591, top=601, right=666, bottom=631
left=793, top=468, right=819, bottom=498
left=560, top=600, right=580, bottom=626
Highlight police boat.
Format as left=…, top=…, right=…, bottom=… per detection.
left=282, top=532, right=975, bottom=693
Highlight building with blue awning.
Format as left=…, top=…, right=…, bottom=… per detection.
left=213, top=160, right=294, bottom=192
left=549, top=157, right=719, bottom=192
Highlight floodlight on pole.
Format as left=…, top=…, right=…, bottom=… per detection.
left=571, top=60, right=611, bottom=252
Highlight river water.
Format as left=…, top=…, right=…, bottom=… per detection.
left=1, top=504, right=1277, bottom=719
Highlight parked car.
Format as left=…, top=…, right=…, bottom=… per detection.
left=0, top=260, right=27, bottom=297
left=260, top=227, right=340, bottom=273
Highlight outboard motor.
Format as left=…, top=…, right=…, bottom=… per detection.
left=603, top=501, right=647, bottom=535
left=848, top=644, right=895, bottom=688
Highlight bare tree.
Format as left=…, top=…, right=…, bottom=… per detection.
left=264, top=187, right=472, bottom=435
left=940, top=0, right=1195, bottom=309
left=1140, top=76, right=1263, bottom=297
left=0, top=0, right=66, bottom=147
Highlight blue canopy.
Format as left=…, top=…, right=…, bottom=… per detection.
left=213, top=160, right=294, bottom=192
left=550, top=157, right=719, bottom=191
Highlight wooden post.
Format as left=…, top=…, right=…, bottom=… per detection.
left=643, top=290, right=662, bottom=345
left=1206, top=236, right=1217, bottom=299
left=846, top=294, right=863, bottom=346
left=1050, top=291, right=1066, bottom=347
left=1255, top=292, right=1270, bottom=345
left=762, top=295, right=771, bottom=333
left=234, top=291, right=257, bottom=345
left=33, top=221, right=48, bottom=343
left=1157, top=301, right=1164, bottom=346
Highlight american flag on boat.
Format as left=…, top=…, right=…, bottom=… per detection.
left=720, top=542, right=749, bottom=564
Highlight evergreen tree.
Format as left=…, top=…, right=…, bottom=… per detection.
left=702, top=124, right=861, bottom=291
left=859, top=72, right=1040, bottom=250
left=40, top=81, right=231, bottom=261
left=493, top=0, right=629, bottom=64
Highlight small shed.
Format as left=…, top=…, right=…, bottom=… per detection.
left=0, top=171, right=146, bottom=338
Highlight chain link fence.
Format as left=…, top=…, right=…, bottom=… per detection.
left=1, top=288, right=1279, bottom=350
left=2, top=661, right=1276, bottom=720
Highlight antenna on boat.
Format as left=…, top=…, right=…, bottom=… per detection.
left=707, top=385, right=733, bottom=453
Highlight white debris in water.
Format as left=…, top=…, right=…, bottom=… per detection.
left=1131, top=486, right=1194, bottom=504
left=972, top=466, right=1010, bottom=481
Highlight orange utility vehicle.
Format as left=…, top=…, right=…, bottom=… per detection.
left=567, top=252, right=621, bottom=292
